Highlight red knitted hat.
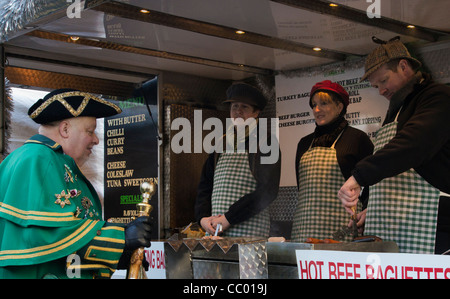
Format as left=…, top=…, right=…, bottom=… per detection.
left=309, top=80, right=349, bottom=107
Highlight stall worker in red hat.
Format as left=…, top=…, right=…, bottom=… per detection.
left=338, top=37, right=450, bottom=254
left=0, top=89, right=152, bottom=278
left=291, top=80, right=373, bottom=242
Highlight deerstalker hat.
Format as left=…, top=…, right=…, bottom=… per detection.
left=361, top=36, right=422, bottom=81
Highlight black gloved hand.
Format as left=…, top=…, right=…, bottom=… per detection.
left=117, top=216, right=153, bottom=270
left=124, top=216, right=152, bottom=251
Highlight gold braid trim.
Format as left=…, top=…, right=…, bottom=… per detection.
left=30, top=91, right=121, bottom=119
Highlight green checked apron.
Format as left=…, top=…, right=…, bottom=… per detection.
left=291, top=131, right=361, bottom=242
left=364, top=111, right=440, bottom=254
left=211, top=152, right=270, bottom=237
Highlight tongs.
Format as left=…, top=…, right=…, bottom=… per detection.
left=332, top=206, right=358, bottom=241
left=214, top=223, right=222, bottom=237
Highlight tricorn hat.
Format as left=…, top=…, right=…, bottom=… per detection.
left=28, top=88, right=122, bottom=124
left=223, top=83, right=267, bottom=110
left=361, top=36, right=422, bottom=81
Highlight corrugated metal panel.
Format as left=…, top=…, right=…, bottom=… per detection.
left=5, top=66, right=135, bottom=98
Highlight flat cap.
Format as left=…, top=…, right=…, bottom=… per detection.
left=28, top=88, right=122, bottom=124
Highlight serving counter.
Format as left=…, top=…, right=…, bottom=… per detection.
left=162, top=236, right=399, bottom=279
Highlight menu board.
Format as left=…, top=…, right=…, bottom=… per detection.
left=103, top=80, right=159, bottom=238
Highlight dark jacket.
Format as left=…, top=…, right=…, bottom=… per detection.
left=195, top=123, right=281, bottom=225
left=352, top=73, right=450, bottom=194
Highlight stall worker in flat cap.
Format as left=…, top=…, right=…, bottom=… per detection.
left=291, top=80, right=373, bottom=242
left=195, top=83, right=281, bottom=237
left=0, top=89, right=152, bottom=278
left=338, top=37, right=450, bottom=254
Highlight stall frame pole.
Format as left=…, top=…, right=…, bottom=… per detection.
left=0, top=46, right=5, bottom=160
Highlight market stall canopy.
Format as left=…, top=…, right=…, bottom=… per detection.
left=1, top=0, right=449, bottom=83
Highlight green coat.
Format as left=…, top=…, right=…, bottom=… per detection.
left=0, top=135, right=125, bottom=279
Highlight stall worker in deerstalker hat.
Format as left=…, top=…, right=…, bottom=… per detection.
left=195, top=83, right=281, bottom=238
left=0, top=89, right=152, bottom=278
left=291, top=80, right=373, bottom=242
left=338, top=36, right=450, bottom=254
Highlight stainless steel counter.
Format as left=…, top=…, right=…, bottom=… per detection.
left=163, top=237, right=399, bottom=279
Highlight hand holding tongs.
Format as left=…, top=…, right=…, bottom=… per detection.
left=332, top=205, right=359, bottom=241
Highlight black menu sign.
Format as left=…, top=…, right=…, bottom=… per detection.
left=103, top=82, right=158, bottom=238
